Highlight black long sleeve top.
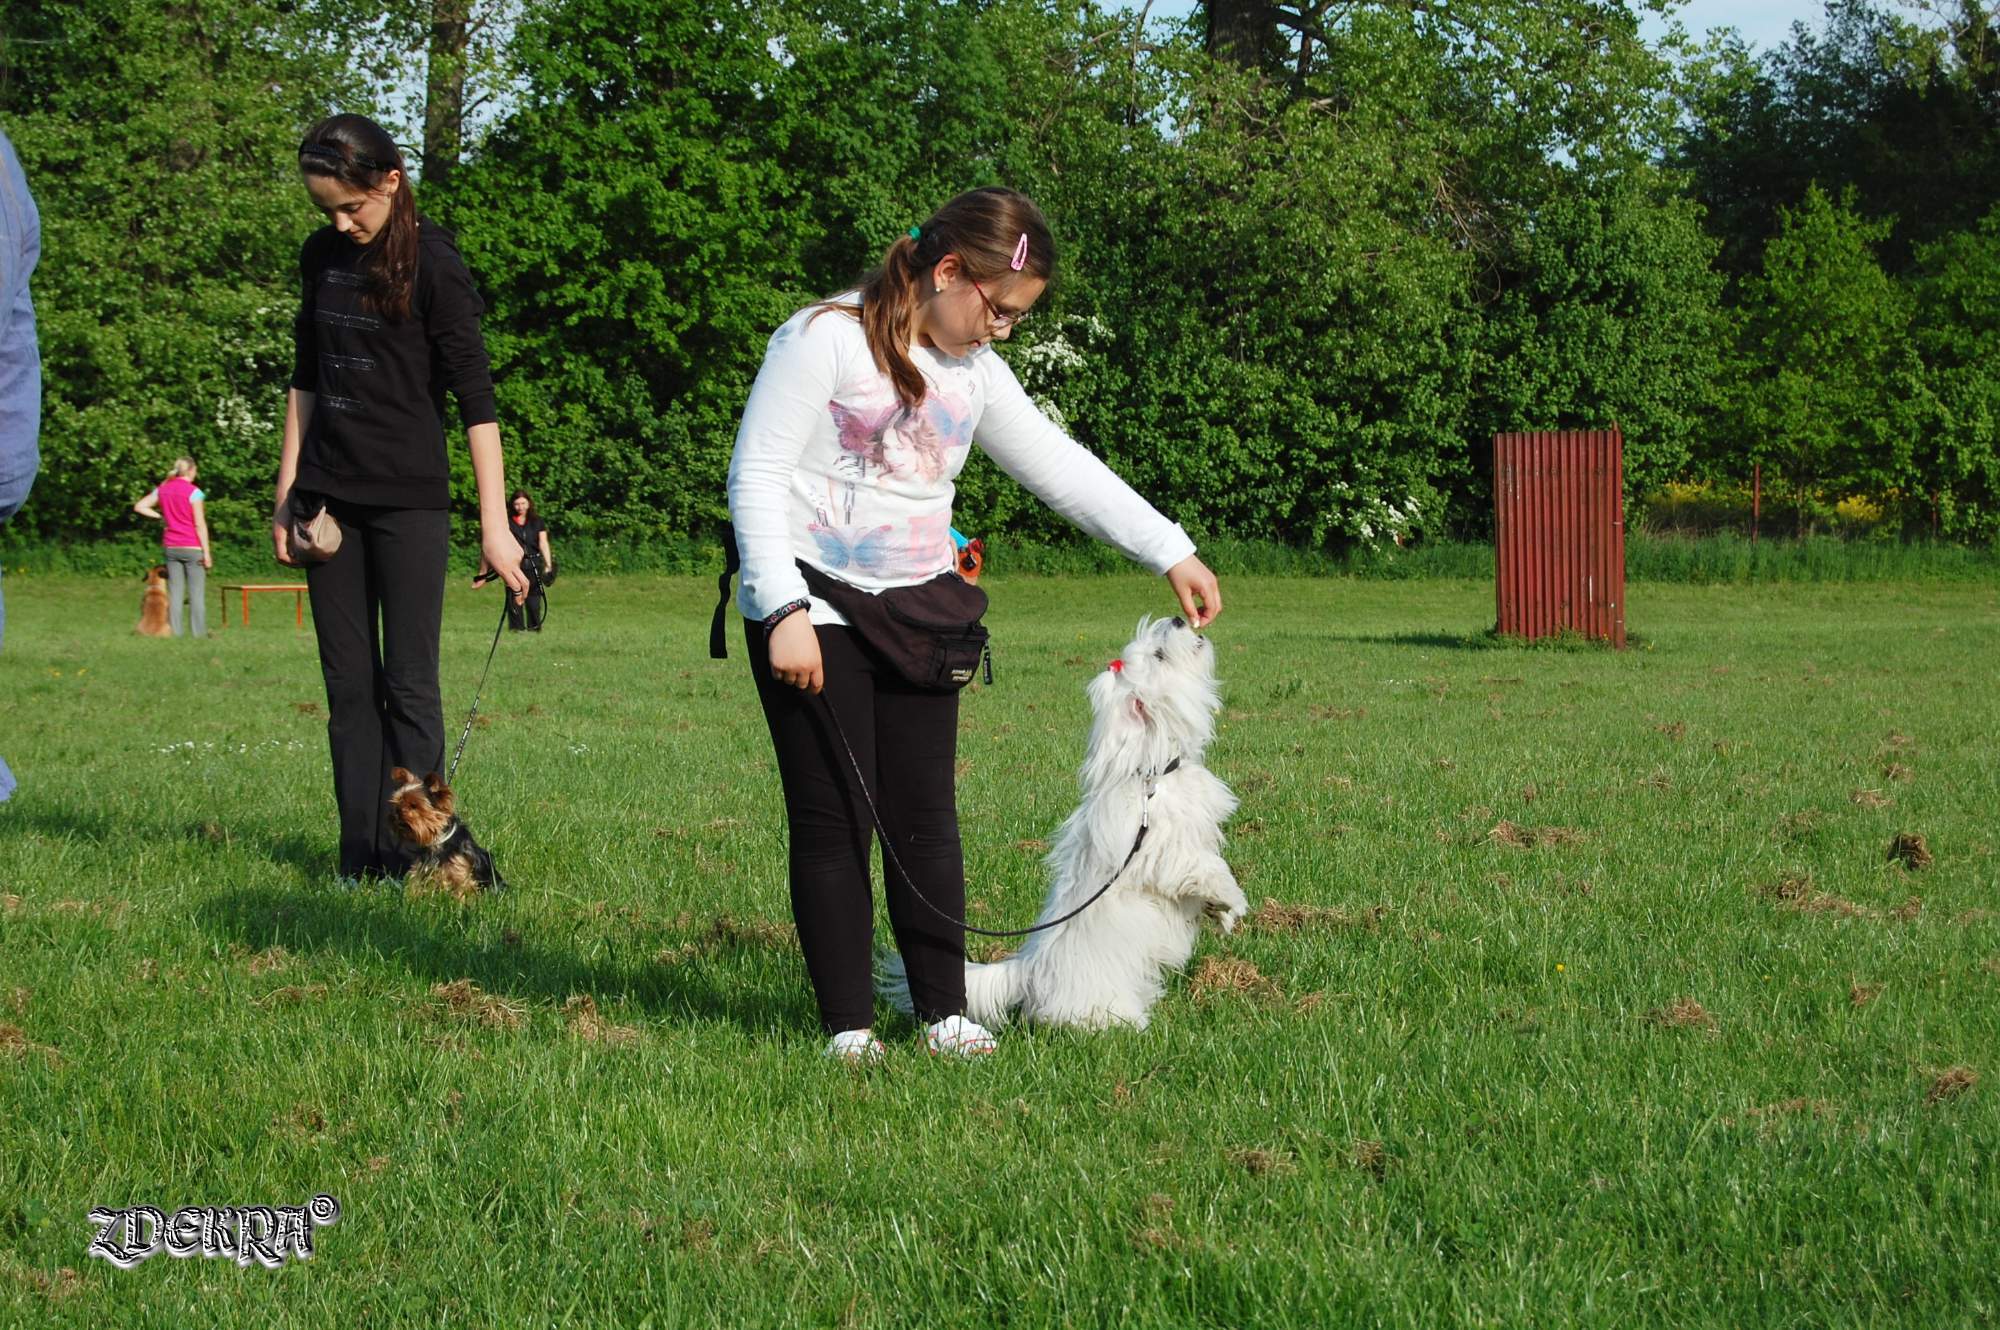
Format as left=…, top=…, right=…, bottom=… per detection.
left=289, top=219, right=498, bottom=509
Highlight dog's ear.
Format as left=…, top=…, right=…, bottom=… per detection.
left=1129, top=696, right=1150, bottom=727
left=390, top=766, right=415, bottom=786
left=425, top=771, right=454, bottom=815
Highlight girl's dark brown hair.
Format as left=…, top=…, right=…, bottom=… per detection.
left=818, top=187, right=1055, bottom=412
left=298, top=114, right=418, bottom=322
left=509, top=489, right=540, bottom=524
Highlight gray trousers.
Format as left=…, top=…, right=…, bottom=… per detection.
left=164, top=547, right=206, bottom=637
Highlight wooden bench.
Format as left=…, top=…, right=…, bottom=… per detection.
left=218, top=583, right=309, bottom=630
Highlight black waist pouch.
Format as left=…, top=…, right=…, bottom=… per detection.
left=797, top=560, right=989, bottom=692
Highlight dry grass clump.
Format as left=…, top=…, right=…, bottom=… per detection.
left=1487, top=821, right=1587, bottom=849
left=1849, top=983, right=1884, bottom=1007
left=1775, top=810, right=1824, bottom=839
left=245, top=945, right=292, bottom=975
left=702, top=914, right=797, bottom=949
left=654, top=914, right=799, bottom=965
left=1925, top=1067, right=1978, bottom=1105
left=1243, top=898, right=1388, bottom=933
left=1887, top=833, right=1933, bottom=870
left=1850, top=788, right=1893, bottom=809
left=1646, top=998, right=1718, bottom=1032
left=1187, top=957, right=1282, bottom=1005
left=562, top=994, right=641, bottom=1047
left=1226, top=1147, right=1296, bottom=1177
left=0, top=1022, right=61, bottom=1062
left=1348, top=1138, right=1389, bottom=1181
left=430, top=979, right=526, bottom=1030
left=1882, top=762, right=1915, bottom=783
left=1755, top=872, right=1871, bottom=919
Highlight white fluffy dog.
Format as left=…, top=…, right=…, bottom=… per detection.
left=881, top=615, right=1246, bottom=1030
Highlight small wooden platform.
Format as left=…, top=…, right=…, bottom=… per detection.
left=218, top=583, right=308, bottom=630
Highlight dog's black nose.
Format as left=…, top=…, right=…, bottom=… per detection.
left=1171, top=616, right=1186, bottom=629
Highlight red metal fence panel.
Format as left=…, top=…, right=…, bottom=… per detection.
left=1494, top=429, right=1626, bottom=648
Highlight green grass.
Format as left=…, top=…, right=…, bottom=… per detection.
left=8, top=528, right=2000, bottom=582
left=2, top=572, right=1998, bottom=1326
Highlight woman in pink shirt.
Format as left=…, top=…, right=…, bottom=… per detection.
left=132, top=456, right=213, bottom=636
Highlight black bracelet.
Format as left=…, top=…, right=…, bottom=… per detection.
left=762, top=598, right=811, bottom=630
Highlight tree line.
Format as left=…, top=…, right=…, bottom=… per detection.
left=1, top=0, right=1995, bottom=554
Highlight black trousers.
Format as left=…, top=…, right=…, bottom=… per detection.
left=505, top=585, right=544, bottom=631
left=305, top=502, right=448, bottom=877
left=746, top=620, right=967, bottom=1033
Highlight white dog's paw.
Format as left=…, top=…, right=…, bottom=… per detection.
left=1205, top=899, right=1245, bottom=933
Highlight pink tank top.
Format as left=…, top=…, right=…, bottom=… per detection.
left=155, top=476, right=203, bottom=548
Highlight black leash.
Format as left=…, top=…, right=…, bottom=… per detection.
left=814, top=690, right=1176, bottom=939
left=447, top=589, right=513, bottom=784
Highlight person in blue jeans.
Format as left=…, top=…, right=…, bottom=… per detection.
left=0, top=127, right=42, bottom=804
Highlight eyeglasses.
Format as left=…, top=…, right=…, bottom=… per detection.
left=968, top=278, right=1029, bottom=330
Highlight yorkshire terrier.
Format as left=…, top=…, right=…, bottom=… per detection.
left=136, top=565, right=172, bottom=637
left=386, top=767, right=505, bottom=898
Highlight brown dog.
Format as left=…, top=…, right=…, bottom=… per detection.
left=136, top=565, right=172, bottom=637
left=387, top=767, right=505, bottom=899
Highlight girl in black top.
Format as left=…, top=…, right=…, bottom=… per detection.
left=476, top=489, right=554, bottom=630
left=271, top=113, right=528, bottom=881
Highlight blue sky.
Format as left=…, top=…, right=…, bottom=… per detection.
left=1131, top=1, right=1835, bottom=54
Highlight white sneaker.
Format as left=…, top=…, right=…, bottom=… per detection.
left=824, top=1029, right=885, bottom=1064
left=924, top=1015, right=998, bottom=1058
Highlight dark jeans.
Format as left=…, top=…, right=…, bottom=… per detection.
left=305, top=502, right=448, bottom=877
left=746, top=620, right=967, bottom=1033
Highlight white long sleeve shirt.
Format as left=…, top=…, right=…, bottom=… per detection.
left=727, top=298, right=1196, bottom=626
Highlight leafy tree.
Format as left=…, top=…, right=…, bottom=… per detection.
left=1729, top=184, right=1917, bottom=530
left=1473, top=174, right=1729, bottom=501
left=1908, top=205, right=2000, bottom=538
left=1675, top=0, right=2000, bottom=279
left=0, top=0, right=365, bottom=546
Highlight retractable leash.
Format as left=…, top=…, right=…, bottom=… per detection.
left=813, top=690, right=1177, bottom=939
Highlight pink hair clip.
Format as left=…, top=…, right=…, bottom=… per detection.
left=1010, top=233, right=1028, bottom=271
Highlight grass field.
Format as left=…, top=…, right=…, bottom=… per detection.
left=2, top=571, right=1998, bottom=1327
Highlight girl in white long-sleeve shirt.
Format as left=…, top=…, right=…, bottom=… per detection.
left=726, top=187, right=1221, bottom=1062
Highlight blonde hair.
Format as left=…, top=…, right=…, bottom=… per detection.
left=170, top=457, right=197, bottom=479
left=816, top=187, right=1055, bottom=413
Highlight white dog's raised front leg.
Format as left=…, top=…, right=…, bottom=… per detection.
left=1176, top=853, right=1247, bottom=933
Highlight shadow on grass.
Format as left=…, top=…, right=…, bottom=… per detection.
left=0, top=801, right=128, bottom=843
left=0, top=800, right=339, bottom=882
left=1337, top=628, right=1642, bottom=652
left=197, top=883, right=818, bottom=1035
left=1336, top=630, right=1505, bottom=651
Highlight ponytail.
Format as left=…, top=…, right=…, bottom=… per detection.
left=816, top=187, right=1056, bottom=414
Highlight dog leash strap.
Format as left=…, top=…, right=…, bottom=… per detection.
left=814, top=691, right=1145, bottom=939
left=447, top=594, right=511, bottom=784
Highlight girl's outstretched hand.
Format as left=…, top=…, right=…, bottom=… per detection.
left=1165, top=555, right=1221, bottom=628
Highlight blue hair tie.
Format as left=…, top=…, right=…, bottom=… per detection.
left=908, top=226, right=922, bottom=241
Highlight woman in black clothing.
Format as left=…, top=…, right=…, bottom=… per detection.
left=476, top=489, right=554, bottom=631
left=270, top=113, right=528, bottom=882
